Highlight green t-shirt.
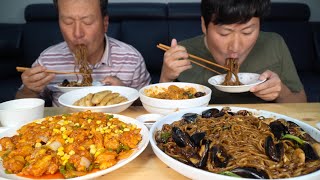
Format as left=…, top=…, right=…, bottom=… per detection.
left=178, top=31, right=304, bottom=104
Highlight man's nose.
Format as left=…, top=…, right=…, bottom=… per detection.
left=73, top=22, right=85, bottom=39
left=228, top=34, right=242, bottom=58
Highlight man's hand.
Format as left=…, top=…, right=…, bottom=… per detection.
left=250, top=70, right=306, bottom=102
left=159, top=39, right=192, bottom=82
left=16, top=65, right=55, bottom=98
left=101, top=76, right=125, bottom=86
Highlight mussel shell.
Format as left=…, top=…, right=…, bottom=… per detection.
left=194, top=92, right=206, bottom=98
left=210, top=145, right=229, bottom=168
left=190, top=132, right=206, bottom=147
left=231, top=167, right=269, bottom=179
left=172, top=127, right=195, bottom=148
left=269, top=120, right=288, bottom=139
left=182, top=113, right=199, bottom=123
left=264, top=136, right=284, bottom=162
left=301, top=143, right=320, bottom=160
left=61, top=79, right=70, bottom=86
left=201, top=108, right=220, bottom=118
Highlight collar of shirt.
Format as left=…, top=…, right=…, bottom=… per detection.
left=92, top=34, right=111, bottom=69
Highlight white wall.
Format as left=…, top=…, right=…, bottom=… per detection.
left=0, top=0, right=319, bottom=23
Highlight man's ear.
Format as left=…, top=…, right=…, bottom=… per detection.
left=104, top=16, right=109, bottom=33
left=201, top=16, right=207, bottom=35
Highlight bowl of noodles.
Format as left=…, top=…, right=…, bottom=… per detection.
left=58, top=86, right=139, bottom=113
left=149, top=106, right=320, bottom=180
left=139, top=82, right=212, bottom=115
left=208, top=72, right=266, bottom=93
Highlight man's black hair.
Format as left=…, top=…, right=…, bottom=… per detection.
left=53, top=0, right=108, bottom=16
left=201, top=0, right=271, bottom=27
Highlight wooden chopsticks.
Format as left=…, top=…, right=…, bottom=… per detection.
left=16, top=67, right=85, bottom=75
left=157, top=43, right=230, bottom=75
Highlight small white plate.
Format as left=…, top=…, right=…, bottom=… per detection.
left=208, top=72, right=266, bottom=93
left=53, top=81, right=104, bottom=93
left=136, top=113, right=164, bottom=129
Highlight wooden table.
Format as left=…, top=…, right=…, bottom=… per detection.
left=44, top=103, right=320, bottom=180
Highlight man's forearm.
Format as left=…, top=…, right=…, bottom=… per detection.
left=275, top=84, right=307, bottom=103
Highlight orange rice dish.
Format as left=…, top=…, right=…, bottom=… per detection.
left=0, top=111, right=142, bottom=178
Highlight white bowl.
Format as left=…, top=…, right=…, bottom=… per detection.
left=53, top=81, right=103, bottom=93
left=139, top=82, right=212, bottom=115
left=0, top=98, right=44, bottom=128
left=149, top=106, right=320, bottom=180
left=208, top=72, right=266, bottom=93
left=136, top=113, right=164, bottom=129
left=58, top=86, right=139, bottom=113
left=0, top=113, right=149, bottom=180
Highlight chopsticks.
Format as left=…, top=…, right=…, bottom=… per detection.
left=16, top=67, right=85, bottom=75
left=157, top=43, right=230, bottom=74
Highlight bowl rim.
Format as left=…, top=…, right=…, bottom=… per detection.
left=0, top=98, right=45, bottom=111
left=208, top=72, right=266, bottom=87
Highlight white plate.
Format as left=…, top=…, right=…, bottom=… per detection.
left=58, top=86, right=139, bottom=113
left=208, top=72, right=266, bottom=93
left=149, top=106, right=320, bottom=180
left=0, top=113, right=149, bottom=180
left=54, top=81, right=104, bottom=93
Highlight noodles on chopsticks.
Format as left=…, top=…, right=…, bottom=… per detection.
left=221, top=58, right=242, bottom=86
left=60, top=44, right=93, bottom=87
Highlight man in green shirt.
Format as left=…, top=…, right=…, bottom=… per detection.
left=160, top=0, right=306, bottom=104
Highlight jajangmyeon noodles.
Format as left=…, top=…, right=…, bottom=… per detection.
left=155, top=107, right=320, bottom=179
left=222, top=58, right=242, bottom=86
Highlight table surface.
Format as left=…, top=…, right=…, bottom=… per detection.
left=43, top=103, right=320, bottom=180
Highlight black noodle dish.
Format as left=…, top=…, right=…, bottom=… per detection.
left=155, top=107, right=320, bottom=179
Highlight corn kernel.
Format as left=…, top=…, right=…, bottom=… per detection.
left=53, top=129, right=60, bottom=133
left=35, top=142, right=42, bottom=148
left=118, top=130, right=123, bottom=134
left=60, top=127, right=66, bottom=132
left=67, top=138, right=74, bottom=143
left=88, top=119, right=92, bottom=123
left=105, top=129, right=111, bottom=133
left=57, top=151, right=64, bottom=156
left=90, top=145, right=95, bottom=149
left=34, top=120, right=42, bottom=124
left=62, top=159, right=68, bottom=166
left=49, top=117, right=53, bottom=121
left=90, top=148, right=97, bottom=154
left=62, top=134, right=68, bottom=139
left=75, top=123, right=80, bottom=127
left=63, top=121, right=69, bottom=125
left=107, top=122, right=112, bottom=126
left=58, top=147, right=64, bottom=152
left=81, top=124, right=85, bottom=128
left=40, top=126, right=46, bottom=129
left=69, top=150, right=75, bottom=155
left=96, top=120, right=101, bottom=124
left=62, top=116, right=66, bottom=119
left=110, top=125, right=116, bottom=129
left=123, top=128, right=130, bottom=132
left=115, top=129, right=119, bottom=134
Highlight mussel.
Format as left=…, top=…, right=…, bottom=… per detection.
left=230, top=167, right=270, bottom=179
left=188, top=139, right=211, bottom=168
left=182, top=113, right=198, bottom=123
left=61, top=79, right=70, bottom=86
left=269, top=120, right=288, bottom=139
left=264, top=135, right=284, bottom=162
left=201, top=108, right=220, bottom=118
left=210, top=145, right=230, bottom=168
left=190, top=132, right=206, bottom=147
left=172, top=127, right=195, bottom=148
left=194, top=92, right=206, bottom=98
